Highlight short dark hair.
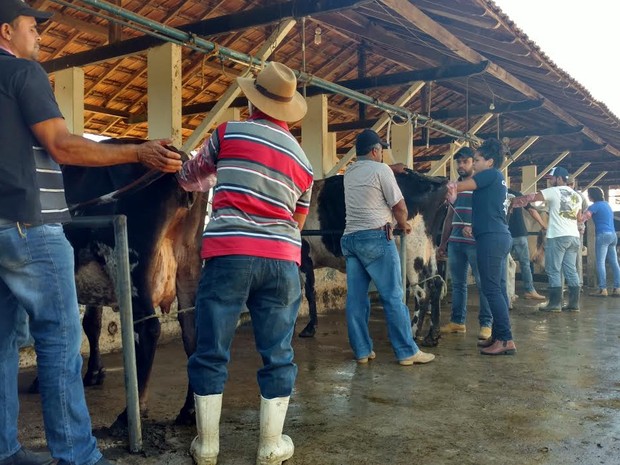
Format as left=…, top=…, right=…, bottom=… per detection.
left=476, top=138, right=504, bottom=168
left=587, top=186, right=605, bottom=202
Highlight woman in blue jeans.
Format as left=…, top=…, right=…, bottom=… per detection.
left=447, top=138, right=515, bottom=355
left=583, top=187, right=620, bottom=297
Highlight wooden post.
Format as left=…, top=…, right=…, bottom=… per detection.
left=302, top=94, right=329, bottom=179
left=390, top=121, right=413, bottom=168
left=54, top=67, right=84, bottom=136
left=147, top=43, right=182, bottom=147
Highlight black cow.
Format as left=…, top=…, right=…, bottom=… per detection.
left=60, top=139, right=205, bottom=427
left=299, top=169, right=448, bottom=347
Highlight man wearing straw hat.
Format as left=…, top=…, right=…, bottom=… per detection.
left=177, top=61, right=313, bottom=465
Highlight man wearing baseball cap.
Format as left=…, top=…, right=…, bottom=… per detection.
left=339, top=128, right=435, bottom=366
left=438, top=147, right=493, bottom=340
left=0, top=2, right=182, bottom=465
left=512, top=166, right=583, bottom=312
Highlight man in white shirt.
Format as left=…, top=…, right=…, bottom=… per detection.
left=511, top=167, right=582, bottom=311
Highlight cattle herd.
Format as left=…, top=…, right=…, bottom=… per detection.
left=28, top=140, right=451, bottom=428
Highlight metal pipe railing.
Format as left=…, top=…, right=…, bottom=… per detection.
left=58, top=0, right=480, bottom=143
left=64, top=215, right=142, bottom=452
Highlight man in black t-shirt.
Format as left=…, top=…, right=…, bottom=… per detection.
left=507, top=188, right=547, bottom=300
left=0, top=2, right=181, bottom=465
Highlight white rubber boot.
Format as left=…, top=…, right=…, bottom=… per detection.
left=190, top=393, right=222, bottom=465
left=256, top=396, right=294, bottom=465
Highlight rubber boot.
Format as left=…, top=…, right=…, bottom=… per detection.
left=256, top=396, right=294, bottom=465
left=562, top=286, right=581, bottom=312
left=190, top=394, right=222, bottom=465
left=539, top=287, right=562, bottom=312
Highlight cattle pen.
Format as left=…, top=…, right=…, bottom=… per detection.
left=16, top=287, right=620, bottom=465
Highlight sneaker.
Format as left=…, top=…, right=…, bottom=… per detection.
left=0, top=448, right=53, bottom=465
left=478, top=326, right=492, bottom=340
left=439, top=322, right=466, bottom=334
left=523, top=290, right=546, bottom=301
left=589, top=289, right=608, bottom=297
left=356, top=351, right=376, bottom=364
left=399, top=351, right=435, bottom=365
left=480, top=340, right=516, bottom=356
left=611, top=288, right=620, bottom=297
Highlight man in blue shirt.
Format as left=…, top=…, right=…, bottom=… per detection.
left=439, top=147, right=492, bottom=340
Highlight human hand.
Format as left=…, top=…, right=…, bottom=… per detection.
left=462, top=226, right=473, bottom=238
left=137, top=140, right=183, bottom=173
left=446, top=181, right=458, bottom=203
left=437, top=244, right=447, bottom=259
left=390, top=163, right=407, bottom=174
left=398, top=222, right=412, bottom=235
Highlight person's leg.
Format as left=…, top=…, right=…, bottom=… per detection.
left=340, top=234, right=373, bottom=360
left=188, top=256, right=251, bottom=396
left=247, top=259, right=301, bottom=399
left=465, top=245, right=492, bottom=329
left=595, top=234, right=609, bottom=290
left=544, top=237, right=563, bottom=288
left=446, top=242, right=469, bottom=325
left=0, top=224, right=101, bottom=465
left=360, top=233, right=418, bottom=360
left=0, top=277, right=20, bottom=461
left=560, top=236, right=581, bottom=288
left=605, top=233, right=620, bottom=289
left=512, top=236, right=535, bottom=293
left=476, top=233, right=513, bottom=341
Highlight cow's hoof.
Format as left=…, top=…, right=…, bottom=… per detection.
left=420, top=335, right=440, bottom=347
left=175, top=407, right=196, bottom=426
left=83, top=368, right=106, bottom=387
left=27, top=377, right=40, bottom=394
left=298, top=323, right=316, bottom=338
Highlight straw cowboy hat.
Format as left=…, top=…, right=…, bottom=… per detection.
left=237, top=62, right=307, bottom=122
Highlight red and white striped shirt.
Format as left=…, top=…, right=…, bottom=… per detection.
left=177, top=111, right=313, bottom=264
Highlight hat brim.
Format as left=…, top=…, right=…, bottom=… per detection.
left=237, top=76, right=307, bottom=123
left=17, top=7, right=53, bottom=23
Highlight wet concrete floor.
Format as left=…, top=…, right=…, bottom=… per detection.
left=16, top=287, right=620, bottom=465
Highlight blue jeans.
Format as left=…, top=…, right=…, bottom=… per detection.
left=476, top=232, right=512, bottom=341
left=340, top=230, right=418, bottom=361
left=595, top=232, right=620, bottom=289
left=0, top=224, right=101, bottom=465
left=510, top=235, right=535, bottom=292
left=545, top=236, right=580, bottom=288
left=447, top=241, right=492, bottom=327
left=188, top=256, right=301, bottom=399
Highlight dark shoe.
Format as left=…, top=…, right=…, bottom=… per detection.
left=538, top=287, right=562, bottom=312
left=480, top=340, right=516, bottom=356
left=477, top=338, right=495, bottom=348
left=562, top=286, right=581, bottom=312
left=0, top=448, right=53, bottom=465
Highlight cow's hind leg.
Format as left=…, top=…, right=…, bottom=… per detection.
left=175, top=308, right=197, bottom=426
left=421, top=278, right=442, bottom=347
left=82, top=305, right=106, bottom=386
left=111, top=304, right=161, bottom=432
left=298, top=243, right=317, bottom=338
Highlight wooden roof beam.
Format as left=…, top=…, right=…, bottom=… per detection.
left=42, top=0, right=370, bottom=72
left=379, top=0, right=620, bottom=157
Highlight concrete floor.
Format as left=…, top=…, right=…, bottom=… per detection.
left=16, top=287, right=620, bottom=465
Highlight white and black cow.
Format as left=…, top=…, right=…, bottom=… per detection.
left=299, top=169, right=448, bottom=347
left=59, top=139, right=205, bottom=428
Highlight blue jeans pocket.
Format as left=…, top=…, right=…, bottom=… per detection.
left=0, top=226, right=32, bottom=269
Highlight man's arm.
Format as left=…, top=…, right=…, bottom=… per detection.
left=392, top=199, right=412, bottom=235
left=511, top=192, right=545, bottom=208
left=31, top=118, right=182, bottom=172
left=526, top=206, right=547, bottom=230
left=293, top=212, right=308, bottom=231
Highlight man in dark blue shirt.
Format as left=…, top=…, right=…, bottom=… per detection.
left=0, top=2, right=181, bottom=464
